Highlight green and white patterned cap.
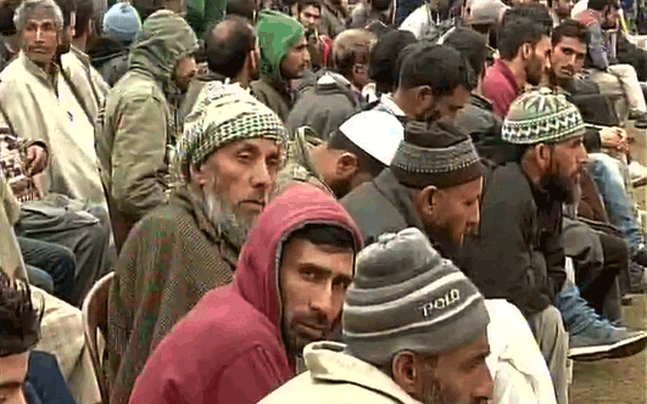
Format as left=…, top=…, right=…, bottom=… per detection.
left=177, top=82, right=289, bottom=179
left=502, top=87, right=585, bottom=145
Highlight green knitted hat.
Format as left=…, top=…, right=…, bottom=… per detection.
left=502, top=88, right=585, bottom=145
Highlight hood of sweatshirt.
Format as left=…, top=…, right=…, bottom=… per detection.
left=129, top=10, right=198, bottom=92
left=232, top=183, right=362, bottom=336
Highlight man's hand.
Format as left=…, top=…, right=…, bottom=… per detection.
left=600, top=126, right=628, bottom=152
left=25, top=144, right=48, bottom=175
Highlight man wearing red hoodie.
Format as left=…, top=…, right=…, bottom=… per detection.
left=129, top=183, right=363, bottom=404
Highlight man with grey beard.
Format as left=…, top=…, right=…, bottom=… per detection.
left=106, top=81, right=288, bottom=404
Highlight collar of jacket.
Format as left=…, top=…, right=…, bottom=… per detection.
left=197, top=70, right=227, bottom=83
left=506, top=161, right=561, bottom=216
left=261, top=73, right=293, bottom=102
left=373, top=169, right=426, bottom=231
left=70, top=45, right=91, bottom=68
left=19, top=52, right=59, bottom=89
left=303, top=341, right=424, bottom=404
left=469, top=93, right=494, bottom=112
left=173, top=184, right=240, bottom=266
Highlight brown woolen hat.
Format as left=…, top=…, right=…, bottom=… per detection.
left=390, top=120, right=486, bottom=189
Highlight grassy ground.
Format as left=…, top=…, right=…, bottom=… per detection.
left=570, top=123, right=646, bottom=404
left=570, top=294, right=646, bottom=404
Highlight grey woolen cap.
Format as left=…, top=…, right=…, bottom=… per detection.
left=342, top=228, right=489, bottom=365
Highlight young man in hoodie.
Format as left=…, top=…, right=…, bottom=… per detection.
left=96, top=10, right=199, bottom=252
left=258, top=228, right=493, bottom=404
left=251, top=10, right=310, bottom=123
left=287, top=28, right=374, bottom=140
left=107, top=83, right=288, bottom=404
left=129, top=184, right=363, bottom=404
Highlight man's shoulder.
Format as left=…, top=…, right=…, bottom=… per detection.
left=126, top=201, right=201, bottom=243
left=168, top=288, right=281, bottom=353
left=484, top=164, right=535, bottom=208
left=109, top=72, right=164, bottom=103
left=341, top=180, right=407, bottom=244
left=0, top=57, right=28, bottom=84
left=250, top=77, right=279, bottom=100
left=483, top=64, right=514, bottom=90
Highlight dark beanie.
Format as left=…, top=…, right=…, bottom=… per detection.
left=343, top=228, right=489, bottom=365
left=390, top=120, right=486, bottom=188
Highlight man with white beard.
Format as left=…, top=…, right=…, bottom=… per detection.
left=106, top=81, right=289, bottom=404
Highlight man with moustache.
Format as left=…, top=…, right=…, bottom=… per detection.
left=250, top=10, right=310, bottom=122
left=460, top=89, right=647, bottom=404
left=547, top=19, right=636, bottom=321
left=372, top=42, right=474, bottom=123
left=106, top=82, right=289, bottom=404
left=130, top=184, right=362, bottom=404
left=482, top=14, right=551, bottom=117
left=257, top=228, right=494, bottom=404
left=96, top=10, right=199, bottom=252
left=342, top=119, right=559, bottom=404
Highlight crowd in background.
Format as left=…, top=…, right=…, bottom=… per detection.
left=4, top=0, right=647, bottom=402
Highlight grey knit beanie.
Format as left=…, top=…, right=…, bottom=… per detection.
left=343, top=228, right=489, bottom=365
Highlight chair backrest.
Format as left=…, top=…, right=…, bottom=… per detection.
left=82, top=271, right=115, bottom=404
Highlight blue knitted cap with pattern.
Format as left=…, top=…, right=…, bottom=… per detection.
left=502, top=87, right=585, bottom=145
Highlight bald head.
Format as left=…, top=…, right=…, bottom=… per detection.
left=204, top=15, right=256, bottom=81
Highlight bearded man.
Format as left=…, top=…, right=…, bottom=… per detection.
left=258, top=228, right=493, bottom=404
left=482, top=13, right=551, bottom=117
left=460, top=88, right=647, bottom=404
left=106, top=82, right=288, bottom=404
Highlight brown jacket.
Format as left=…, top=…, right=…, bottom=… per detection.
left=106, top=185, right=239, bottom=404
left=251, top=75, right=293, bottom=123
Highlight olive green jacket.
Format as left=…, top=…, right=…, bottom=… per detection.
left=96, top=10, right=197, bottom=250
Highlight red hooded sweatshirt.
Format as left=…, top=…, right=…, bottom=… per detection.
left=129, top=184, right=362, bottom=404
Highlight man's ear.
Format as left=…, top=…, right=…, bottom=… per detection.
left=335, top=152, right=359, bottom=179
left=249, top=48, right=259, bottom=71
left=88, top=19, right=95, bottom=38
left=416, top=85, right=434, bottom=105
left=391, top=351, right=420, bottom=395
left=533, top=143, right=552, bottom=171
left=189, top=163, right=208, bottom=186
left=521, top=42, right=533, bottom=60
left=416, top=184, right=438, bottom=216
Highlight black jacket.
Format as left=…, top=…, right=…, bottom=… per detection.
left=341, top=169, right=418, bottom=247
left=455, top=94, right=517, bottom=165
left=561, top=78, right=619, bottom=153
left=460, top=162, right=567, bottom=318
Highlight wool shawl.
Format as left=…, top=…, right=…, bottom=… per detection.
left=106, top=185, right=239, bottom=404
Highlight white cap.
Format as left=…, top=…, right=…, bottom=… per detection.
left=339, top=111, right=404, bottom=166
